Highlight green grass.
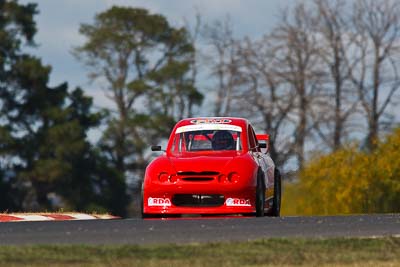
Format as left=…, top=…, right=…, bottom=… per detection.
left=0, top=237, right=399, bottom=267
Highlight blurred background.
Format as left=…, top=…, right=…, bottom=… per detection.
left=1, top=0, right=399, bottom=217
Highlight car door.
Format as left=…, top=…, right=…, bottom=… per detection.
left=248, top=125, right=274, bottom=192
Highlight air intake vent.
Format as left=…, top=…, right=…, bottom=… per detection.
left=172, top=194, right=225, bottom=207
left=177, top=171, right=219, bottom=176
left=181, top=177, right=214, bottom=182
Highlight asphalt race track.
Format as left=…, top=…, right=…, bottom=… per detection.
left=0, top=214, right=399, bottom=245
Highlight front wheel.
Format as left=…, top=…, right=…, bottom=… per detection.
left=255, top=175, right=265, bottom=217
left=268, top=169, right=281, bottom=217
left=140, top=182, right=150, bottom=219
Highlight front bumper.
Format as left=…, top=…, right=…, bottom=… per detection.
left=142, top=182, right=256, bottom=215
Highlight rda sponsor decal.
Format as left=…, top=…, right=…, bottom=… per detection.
left=225, top=198, right=251, bottom=207
left=148, top=197, right=171, bottom=207
left=190, top=119, right=232, bottom=124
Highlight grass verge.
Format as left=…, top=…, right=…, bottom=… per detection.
left=0, top=237, right=399, bottom=267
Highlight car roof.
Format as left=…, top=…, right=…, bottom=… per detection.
left=174, top=117, right=249, bottom=130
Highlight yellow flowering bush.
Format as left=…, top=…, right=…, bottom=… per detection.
left=282, top=128, right=400, bottom=215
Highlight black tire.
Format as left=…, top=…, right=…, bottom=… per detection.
left=140, top=194, right=147, bottom=218
left=140, top=182, right=150, bottom=219
left=141, top=199, right=162, bottom=219
left=255, top=174, right=265, bottom=217
left=268, top=168, right=281, bottom=217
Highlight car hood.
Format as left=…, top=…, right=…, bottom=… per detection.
left=167, top=153, right=238, bottom=173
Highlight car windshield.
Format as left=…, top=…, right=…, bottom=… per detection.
left=170, top=124, right=242, bottom=152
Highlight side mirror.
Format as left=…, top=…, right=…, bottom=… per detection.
left=151, top=145, right=162, bottom=151
left=256, top=134, right=270, bottom=154
left=259, top=143, right=267, bottom=149
left=258, top=142, right=269, bottom=154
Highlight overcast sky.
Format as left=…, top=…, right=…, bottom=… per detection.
left=18, top=0, right=293, bottom=109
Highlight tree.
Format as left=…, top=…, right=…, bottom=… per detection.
left=184, top=12, right=203, bottom=118
left=232, top=36, right=296, bottom=168
left=312, top=0, right=360, bottom=151
left=1, top=58, right=129, bottom=214
left=0, top=0, right=128, bottom=215
left=349, top=0, right=400, bottom=150
left=269, top=4, right=325, bottom=169
left=201, top=16, right=241, bottom=116
left=0, top=0, right=38, bottom=210
left=74, top=7, right=203, bottom=184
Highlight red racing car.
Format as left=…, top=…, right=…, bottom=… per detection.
left=141, top=117, right=281, bottom=218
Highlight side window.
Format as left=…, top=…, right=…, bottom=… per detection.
left=248, top=125, right=260, bottom=152
left=170, top=133, right=186, bottom=153
left=170, top=134, right=180, bottom=153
